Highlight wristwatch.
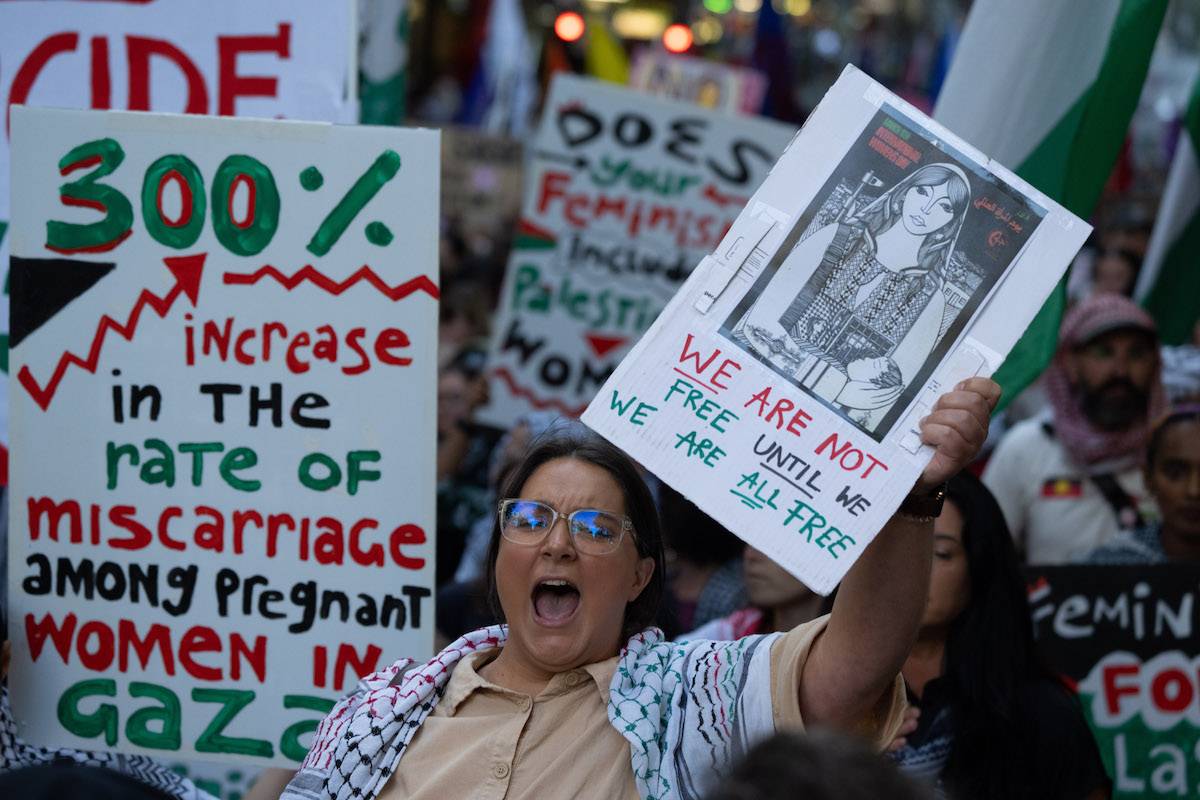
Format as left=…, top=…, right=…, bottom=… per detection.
left=895, top=482, right=948, bottom=523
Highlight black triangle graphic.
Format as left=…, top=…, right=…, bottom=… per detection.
left=9, top=256, right=117, bottom=348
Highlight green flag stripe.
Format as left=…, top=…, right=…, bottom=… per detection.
left=990, top=0, right=1167, bottom=409
left=1142, top=75, right=1200, bottom=344
left=1143, top=210, right=1200, bottom=344
left=1185, top=73, right=1200, bottom=163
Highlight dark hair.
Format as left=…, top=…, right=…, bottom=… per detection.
left=1146, top=405, right=1200, bottom=470
left=938, top=472, right=1096, bottom=799
left=705, top=730, right=931, bottom=800
left=485, top=427, right=666, bottom=642
left=658, top=485, right=745, bottom=566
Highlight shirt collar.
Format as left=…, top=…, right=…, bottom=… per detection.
left=442, top=651, right=619, bottom=713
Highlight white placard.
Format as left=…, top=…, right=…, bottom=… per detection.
left=0, top=0, right=358, bottom=456
left=584, top=66, right=1090, bottom=594
left=7, top=106, right=436, bottom=766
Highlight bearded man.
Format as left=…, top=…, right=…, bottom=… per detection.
left=983, top=294, right=1165, bottom=564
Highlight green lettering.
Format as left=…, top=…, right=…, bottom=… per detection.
left=58, top=679, right=118, bottom=746
left=141, top=438, right=176, bottom=487
left=279, top=694, right=336, bottom=762
left=141, top=154, right=206, bottom=249
left=192, top=688, right=273, bottom=757
left=220, top=447, right=261, bottom=492
left=46, top=138, right=133, bottom=254
left=125, top=682, right=182, bottom=750
left=107, top=442, right=139, bottom=490
left=211, top=155, right=280, bottom=256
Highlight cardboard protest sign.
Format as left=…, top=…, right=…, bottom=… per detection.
left=1030, top=565, right=1200, bottom=799
left=583, top=66, right=1090, bottom=594
left=0, top=0, right=358, bottom=469
left=7, top=106, right=437, bottom=766
left=476, top=75, right=794, bottom=428
left=629, top=50, right=767, bottom=116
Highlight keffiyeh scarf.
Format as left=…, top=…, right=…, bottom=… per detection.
left=282, top=624, right=782, bottom=800
left=0, top=686, right=212, bottom=800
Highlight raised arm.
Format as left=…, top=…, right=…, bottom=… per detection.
left=798, top=376, right=1000, bottom=729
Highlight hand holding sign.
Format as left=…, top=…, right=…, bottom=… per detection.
left=913, top=376, right=999, bottom=493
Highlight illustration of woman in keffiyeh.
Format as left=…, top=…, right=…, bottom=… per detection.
left=740, top=162, right=970, bottom=431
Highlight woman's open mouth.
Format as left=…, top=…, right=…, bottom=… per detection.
left=532, top=579, right=580, bottom=626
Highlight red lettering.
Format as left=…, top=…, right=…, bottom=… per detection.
left=28, top=497, right=82, bottom=543
left=234, top=327, right=257, bottom=365
left=217, top=23, right=290, bottom=115
left=77, top=620, right=115, bottom=671
left=1151, top=668, right=1194, bottom=713
left=350, top=519, right=384, bottom=566
left=389, top=524, right=426, bottom=570
left=263, top=321, right=288, bottom=361
left=126, top=36, right=208, bottom=113
left=1102, top=663, right=1141, bottom=715
left=203, top=318, right=234, bottom=360
left=343, top=328, right=370, bottom=375
left=90, top=36, right=111, bottom=109
left=157, top=506, right=185, bottom=551
left=312, top=645, right=328, bottom=689
left=230, top=633, right=267, bottom=682
left=25, top=612, right=78, bottom=664
left=765, top=398, right=795, bottom=429
left=118, top=619, right=175, bottom=675
left=537, top=171, right=571, bottom=215
left=108, top=504, right=152, bottom=550
left=374, top=328, right=411, bottom=366
left=286, top=331, right=311, bottom=373
left=711, top=358, right=741, bottom=390
left=332, top=643, right=383, bottom=692
left=786, top=408, right=812, bottom=435
left=179, top=626, right=223, bottom=681
left=314, top=517, right=344, bottom=565
left=679, top=333, right=720, bottom=374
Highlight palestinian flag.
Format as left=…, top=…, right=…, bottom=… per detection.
left=1136, top=73, right=1200, bottom=345
left=934, top=0, right=1167, bottom=408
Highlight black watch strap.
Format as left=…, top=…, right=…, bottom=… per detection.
left=897, top=482, right=948, bottom=521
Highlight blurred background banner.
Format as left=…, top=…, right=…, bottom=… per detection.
left=629, top=50, right=767, bottom=114
left=474, top=73, right=795, bottom=429
left=934, top=0, right=1168, bottom=409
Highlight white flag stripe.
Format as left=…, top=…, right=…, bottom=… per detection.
left=1135, top=123, right=1200, bottom=300
left=934, top=0, right=1121, bottom=166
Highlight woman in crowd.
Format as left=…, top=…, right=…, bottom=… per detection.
left=658, top=487, right=748, bottom=637
left=1086, top=405, right=1200, bottom=563
left=892, top=472, right=1110, bottom=799
left=684, top=544, right=825, bottom=640
left=280, top=377, right=997, bottom=800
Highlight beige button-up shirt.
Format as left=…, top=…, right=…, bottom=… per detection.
left=377, top=618, right=905, bottom=799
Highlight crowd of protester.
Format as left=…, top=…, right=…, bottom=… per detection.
left=3, top=185, right=1199, bottom=799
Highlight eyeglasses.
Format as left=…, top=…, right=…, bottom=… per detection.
left=498, top=498, right=634, bottom=555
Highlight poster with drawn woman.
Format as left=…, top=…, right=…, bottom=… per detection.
left=722, top=106, right=1046, bottom=440
left=583, top=66, right=1089, bottom=594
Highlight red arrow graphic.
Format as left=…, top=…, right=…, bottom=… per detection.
left=223, top=264, right=440, bottom=301
left=18, top=253, right=205, bottom=411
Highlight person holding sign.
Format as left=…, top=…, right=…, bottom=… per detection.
left=740, top=164, right=970, bottom=430
left=281, top=378, right=998, bottom=800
